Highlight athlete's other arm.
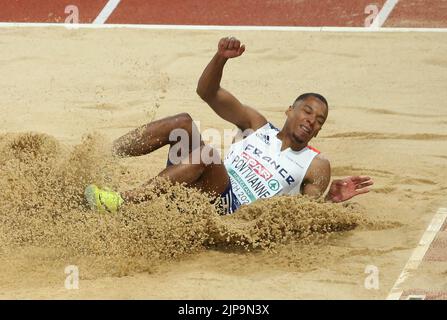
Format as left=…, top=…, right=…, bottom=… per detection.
left=196, top=37, right=267, bottom=131
left=302, top=156, right=373, bottom=202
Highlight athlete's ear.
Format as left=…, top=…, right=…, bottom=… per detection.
left=285, top=105, right=293, bottom=116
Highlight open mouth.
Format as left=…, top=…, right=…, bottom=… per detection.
left=300, top=125, right=311, bottom=135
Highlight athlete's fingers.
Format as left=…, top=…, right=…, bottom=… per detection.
left=356, top=181, right=374, bottom=189
left=219, top=37, right=228, bottom=50
left=350, top=175, right=370, bottom=181
left=234, top=39, right=241, bottom=49
left=355, top=188, right=370, bottom=195
left=350, top=176, right=372, bottom=184
left=222, top=37, right=230, bottom=48
left=355, top=179, right=374, bottom=186
left=341, top=176, right=353, bottom=183
left=225, top=37, right=232, bottom=49
left=228, top=37, right=236, bottom=50
left=237, top=44, right=246, bottom=56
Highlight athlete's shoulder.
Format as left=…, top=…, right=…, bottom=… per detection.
left=309, top=153, right=330, bottom=171
left=304, top=153, right=331, bottom=184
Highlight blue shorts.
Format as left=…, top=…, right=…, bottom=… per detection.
left=218, top=182, right=241, bottom=215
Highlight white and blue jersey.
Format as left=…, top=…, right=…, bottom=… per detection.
left=220, top=122, right=320, bottom=214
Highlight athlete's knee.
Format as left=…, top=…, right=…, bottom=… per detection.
left=175, top=145, right=221, bottom=166
left=169, top=113, right=202, bottom=147
left=174, top=113, right=193, bottom=128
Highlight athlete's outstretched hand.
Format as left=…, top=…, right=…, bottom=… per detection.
left=217, top=36, right=245, bottom=59
left=326, top=176, right=374, bottom=203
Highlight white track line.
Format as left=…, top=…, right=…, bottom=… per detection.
left=1, top=22, right=447, bottom=33
left=93, top=0, right=121, bottom=24
left=370, top=0, right=399, bottom=29
left=387, top=207, right=447, bottom=300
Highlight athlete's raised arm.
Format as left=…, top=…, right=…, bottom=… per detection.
left=196, top=37, right=267, bottom=131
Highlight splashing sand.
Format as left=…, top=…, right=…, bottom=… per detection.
left=0, top=132, right=372, bottom=278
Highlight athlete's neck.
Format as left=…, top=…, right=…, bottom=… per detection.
left=276, top=131, right=307, bottom=152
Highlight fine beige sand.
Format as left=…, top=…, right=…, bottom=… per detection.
left=0, top=27, right=446, bottom=299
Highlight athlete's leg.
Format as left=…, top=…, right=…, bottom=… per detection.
left=189, top=163, right=229, bottom=196
left=112, top=112, right=202, bottom=157
left=111, top=113, right=228, bottom=204
left=85, top=157, right=229, bottom=213
left=121, top=145, right=229, bottom=203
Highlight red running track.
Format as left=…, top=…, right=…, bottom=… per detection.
left=108, top=0, right=385, bottom=27
left=1, top=0, right=446, bottom=28
left=0, top=0, right=108, bottom=23
left=386, top=0, right=447, bottom=28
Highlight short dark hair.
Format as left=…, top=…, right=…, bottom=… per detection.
left=293, top=93, right=328, bottom=109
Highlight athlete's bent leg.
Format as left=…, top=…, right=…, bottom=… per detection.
left=121, top=145, right=229, bottom=203
left=112, top=112, right=202, bottom=157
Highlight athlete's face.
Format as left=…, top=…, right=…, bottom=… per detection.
left=285, top=96, right=328, bottom=145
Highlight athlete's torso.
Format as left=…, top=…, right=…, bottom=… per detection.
left=222, top=122, right=320, bottom=211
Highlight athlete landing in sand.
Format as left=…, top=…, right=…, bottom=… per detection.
left=84, top=37, right=373, bottom=214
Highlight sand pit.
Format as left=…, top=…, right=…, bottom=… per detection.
left=0, top=28, right=446, bottom=299
left=0, top=131, right=369, bottom=277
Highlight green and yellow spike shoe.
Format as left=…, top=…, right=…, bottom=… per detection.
left=84, top=184, right=124, bottom=214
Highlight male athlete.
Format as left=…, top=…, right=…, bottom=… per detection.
left=85, top=37, right=373, bottom=214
